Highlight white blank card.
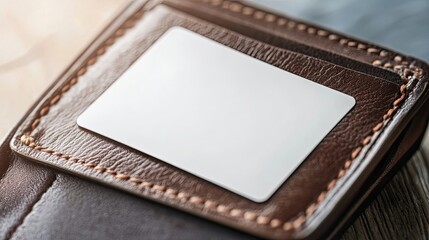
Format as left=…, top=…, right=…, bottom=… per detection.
left=77, top=27, right=355, bottom=202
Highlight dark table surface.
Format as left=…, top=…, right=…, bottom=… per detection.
left=249, top=0, right=429, bottom=238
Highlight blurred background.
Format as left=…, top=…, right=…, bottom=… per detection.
left=1, top=0, right=428, bottom=239
left=0, top=0, right=129, bottom=138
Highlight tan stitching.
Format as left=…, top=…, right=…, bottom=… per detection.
left=270, top=218, right=282, bottom=228
left=205, top=0, right=411, bottom=63
left=24, top=7, right=147, bottom=136
left=214, top=0, right=418, bottom=71
left=19, top=0, right=424, bottom=234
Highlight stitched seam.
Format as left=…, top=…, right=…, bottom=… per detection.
left=22, top=6, right=147, bottom=134
left=17, top=0, right=424, bottom=233
left=5, top=175, right=57, bottom=240
left=205, top=0, right=411, bottom=67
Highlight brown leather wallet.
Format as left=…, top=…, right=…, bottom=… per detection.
left=1, top=1, right=429, bottom=239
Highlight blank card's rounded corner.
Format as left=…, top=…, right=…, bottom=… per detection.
left=76, top=115, right=86, bottom=128
left=249, top=191, right=276, bottom=203
left=167, top=25, right=186, bottom=33
left=348, top=95, right=357, bottom=107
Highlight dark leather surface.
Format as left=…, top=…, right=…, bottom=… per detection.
left=327, top=101, right=429, bottom=239
left=1, top=0, right=429, bottom=239
left=0, top=105, right=427, bottom=240
left=6, top=166, right=259, bottom=240
left=0, top=140, right=55, bottom=239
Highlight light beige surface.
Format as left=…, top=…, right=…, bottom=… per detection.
left=0, top=0, right=130, bottom=138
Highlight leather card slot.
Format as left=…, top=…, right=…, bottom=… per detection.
left=165, top=0, right=404, bottom=86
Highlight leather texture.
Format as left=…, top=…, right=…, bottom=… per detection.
left=1, top=106, right=427, bottom=240
left=1, top=0, right=429, bottom=239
